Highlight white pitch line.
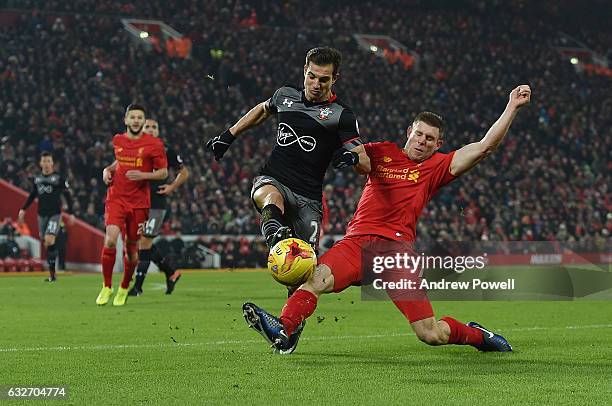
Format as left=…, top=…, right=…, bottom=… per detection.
left=1, top=324, right=611, bottom=353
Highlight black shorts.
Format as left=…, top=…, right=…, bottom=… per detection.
left=38, top=214, right=61, bottom=238
left=143, top=208, right=167, bottom=238
left=250, top=175, right=323, bottom=248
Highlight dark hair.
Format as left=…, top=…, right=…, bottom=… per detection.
left=413, top=111, right=445, bottom=137
left=40, top=151, right=53, bottom=160
left=125, top=103, right=147, bottom=117
left=305, top=47, right=342, bottom=76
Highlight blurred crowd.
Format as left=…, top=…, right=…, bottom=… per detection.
left=1, top=0, right=610, bottom=266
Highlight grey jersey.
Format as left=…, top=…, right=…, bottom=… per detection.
left=259, top=85, right=361, bottom=201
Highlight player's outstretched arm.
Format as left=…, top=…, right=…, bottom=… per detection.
left=332, top=144, right=371, bottom=174
left=206, top=100, right=271, bottom=161
left=450, top=85, right=531, bottom=177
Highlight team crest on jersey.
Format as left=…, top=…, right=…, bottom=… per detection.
left=408, top=169, right=420, bottom=183
left=318, top=107, right=333, bottom=120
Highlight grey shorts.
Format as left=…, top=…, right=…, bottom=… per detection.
left=143, top=209, right=167, bottom=238
left=251, top=175, right=323, bottom=248
left=38, top=214, right=61, bottom=238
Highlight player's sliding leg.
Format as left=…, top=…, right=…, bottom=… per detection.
left=243, top=264, right=334, bottom=354
left=97, top=224, right=121, bottom=305
left=252, top=184, right=293, bottom=249
left=43, top=234, right=57, bottom=282
left=395, top=303, right=512, bottom=352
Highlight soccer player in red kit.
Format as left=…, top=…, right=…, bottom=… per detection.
left=96, top=104, right=168, bottom=306
left=244, top=85, right=531, bottom=354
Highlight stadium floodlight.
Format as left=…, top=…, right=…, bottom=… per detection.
left=370, top=45, right=378, bottom=52
left=570, top=57, right=579, bottom=64
left=139, top=31, right=149, bottom=39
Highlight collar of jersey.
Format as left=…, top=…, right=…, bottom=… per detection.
left=301, top=90, right=337, bottom=106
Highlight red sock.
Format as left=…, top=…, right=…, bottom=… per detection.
left=101, top=247, right=116, bottom=288
left=280, top=289, right=318, bottom=336
left=121, top=258, right=138, bottom=289
left=440, top=316, right=484, bottom=346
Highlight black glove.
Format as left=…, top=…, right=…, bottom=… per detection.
left=205, top=129, right=236, bottom=161
left=332, top=149, right=359, bottom=169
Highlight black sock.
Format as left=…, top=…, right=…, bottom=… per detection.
left=47, top=244, right=57, bottom=278
left=261, top=204, right=286, bottom=248
left=134, top=249, right=152, bottom=289
left=151, top=245, right=175, bottom=278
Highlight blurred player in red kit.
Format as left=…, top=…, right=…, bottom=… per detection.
left=96, top=104, right=168, bottom=306
left=244, top=85, right=531, bottom=354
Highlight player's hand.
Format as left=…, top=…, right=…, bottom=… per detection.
left=125, top=170, right=147, bottom=181
left=205, top=129, right=236, bottom=161
left=332, top=149, right=360, bottom=169
left=17, top=209, right=25, bottom=224
left=508, top=85, right=531, bottom=111
left=102, top=168, right=113, bottom=185
left=157, top=184, right=175, bottom=195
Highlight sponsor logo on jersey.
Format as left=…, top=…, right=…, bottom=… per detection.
left=277, top=123, right=316, bottom=152
left=318, top=107, right=333, bottom=120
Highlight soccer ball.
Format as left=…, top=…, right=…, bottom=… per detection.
left=268, top=238, right=317, bottom=286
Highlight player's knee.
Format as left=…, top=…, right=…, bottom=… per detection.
left=104, top=226, right=120, bottom=248
left=412, top=318, right=445, bottom=346
left=303, top=264, right=333, bottom=294
left=139, top=237, right=153, bottom=250
left=253, top=185, right=284, bottom=211
left=44, top=235, right=56, bottom=247
left=416, top=329, right=445, bottom=346
left=104, top=237, right=117, bottom=248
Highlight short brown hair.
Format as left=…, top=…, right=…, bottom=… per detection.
left=413, top=111, right=445, bottom=137
left=305, top=47, right=342, bottom=76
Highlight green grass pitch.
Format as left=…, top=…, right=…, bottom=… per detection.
left=1, top=271, right=611, bottom=405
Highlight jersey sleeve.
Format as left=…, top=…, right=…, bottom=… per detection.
left=338, top=108, right=362, bottom=148
left=151, top=139, right=168, bottom=169
left=166, top=148, right=185, bottom=171
left=265, top=87, right=284, bottom=114
left=61, top=176, right=74, bottom=214
left=428, top=151, right=457, bottom=196
left=21, top=179, right=38, bottom=210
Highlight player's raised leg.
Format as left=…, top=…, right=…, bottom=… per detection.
left=252, top=182, right=293, bottom=249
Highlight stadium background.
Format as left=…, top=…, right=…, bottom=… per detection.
left=1, top=1, right=611, bottom=404
left=0, top=0, right=610, bottom=270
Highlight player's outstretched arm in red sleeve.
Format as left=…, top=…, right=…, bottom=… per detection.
left=450, top=85, right=531, bottom=177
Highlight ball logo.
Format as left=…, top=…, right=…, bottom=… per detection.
left=277, top=122, right=316, bottom=152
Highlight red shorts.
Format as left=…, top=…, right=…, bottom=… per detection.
left=104, top=200, right=148, bottom=242
left=319, top=235, right=433, bottom=323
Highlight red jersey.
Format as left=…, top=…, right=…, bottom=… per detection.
left=106, top=132, right=167, bottom=209
left=344, top=142, right=456, bottom=242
